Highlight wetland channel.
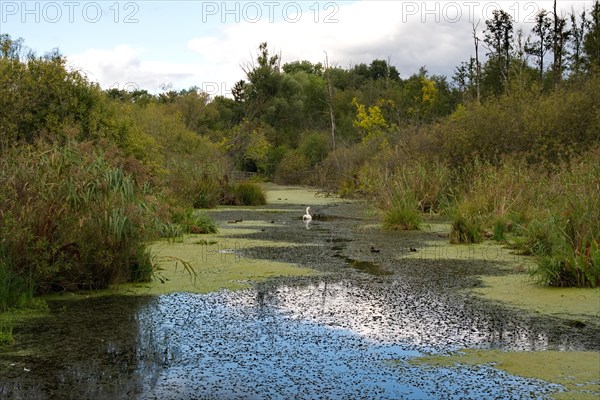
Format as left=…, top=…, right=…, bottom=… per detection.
left=1, top=186, right=599, bottom=399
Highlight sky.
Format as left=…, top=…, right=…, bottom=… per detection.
left=0, top=1, right=593, bottom=97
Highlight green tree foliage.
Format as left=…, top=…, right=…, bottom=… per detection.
left=526, top=10, right=553, bottom=82
left=435, top=73, right=600, bottom=166
left=0, top=42, right=107, bottom=148
left=550, top=1, right=569, bottom=87
left=221, top=119, right=272, bottom=173
left=568, top=8, right=587, bottom=74
left=483, top=9, right=514, bottom=93
left=299, top=131, right=331, bottom=165
left=584, top=0, right=600, bottom=70
left=453, top=58, right=479, bottom=103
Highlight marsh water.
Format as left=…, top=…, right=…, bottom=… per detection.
left=1, top=194, right=598, bottom=399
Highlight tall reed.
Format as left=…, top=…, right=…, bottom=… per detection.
left=0, top=141, right=158, bottom=308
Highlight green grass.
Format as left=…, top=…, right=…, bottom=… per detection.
left=169, top=208, right=218, bottom=235
left=450, top=215, right=483, bottom=244
left=0, top=322, right=14, bottom=346
left=231, top=182, right=267, bottom=206
left=382, top=196, right=422, bottom=231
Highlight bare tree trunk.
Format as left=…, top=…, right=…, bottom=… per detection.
left=324, top=51, right=337, bottom=154
left=473, top=22, right=481, bottom=103
left=552, top=0, right=564, bottom=88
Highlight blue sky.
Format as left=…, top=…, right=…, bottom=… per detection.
left=0, top=1, right=592, bottom=96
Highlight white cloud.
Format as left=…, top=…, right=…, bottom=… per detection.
left=66, top=1, right=591, bottom=95
left=185, top=1, right=481, bottom=79
left=68, top=45, right=200, bottom=93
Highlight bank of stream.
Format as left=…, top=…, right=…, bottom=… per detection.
left=0, top=184, right=598, bottom=399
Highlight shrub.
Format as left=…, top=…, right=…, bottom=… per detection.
left=382, top=194, right=422, bottom=231
left=230, top=182, right=266, bottom=206
left=450, top=215, right=483, bottom=244
left=299, top=131, right=331, bottom=166
left=525, top=151, right=600, bottom=287
left=172, top=209, right=218, bottom=234
left=273, top=149, right=311, bottom=185
left=0, top=141, right=158, bottom=305
left=193, top=177, right=222, bottom=209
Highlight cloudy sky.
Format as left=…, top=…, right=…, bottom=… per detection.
left=1, top=1, right=591, bottom=96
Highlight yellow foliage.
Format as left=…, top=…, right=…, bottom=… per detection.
left=409, top=77, right=438, bottom=119
left=352, top=97, right=389, bottom=143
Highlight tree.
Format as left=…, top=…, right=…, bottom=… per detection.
left=472, top=22, right=482, bottom=103
left=241, top=42, right=283, bottom=119
left=568, top=8, right=587, bottom=74
left=221, top=119, right=272, bottom=173
left=232, top=80, right=247, bottom=103
left=369, top=59, right=400, bottom=82
left=324, top=52, right=337, bottom=152
left=551, top=0, right=569, bottom=86
left=584, top=0, right=600, bottom=70
left=352, top=97, right=388, bottom=138
left=484, top=9, right=514, bottom=92
left=0, top=40, right=108, bottom=148
left=0, top=34, right=25, bottom=60
left=282, top=60, right=323, bottom=75
left=404, top=68, right=439, bottom=125
left=173, top=87, right=212, bottom=134
left=526, top=10, right=553, bottom=82
left=453, top=58, right=478, bottom=103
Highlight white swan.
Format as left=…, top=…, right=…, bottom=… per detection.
left=303, top=206, right=312, bottom=221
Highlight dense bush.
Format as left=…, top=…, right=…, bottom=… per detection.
left=435, top=75, right=600, bottom=167
left=0, top=142, right=158, bottom=308
left=227, top=182, right=267, bottom=206
left=129, top=103, right=231, bottom=208
left=273, top=149, right=312, bottom=185
left=525, top=151, right=600, bottom=287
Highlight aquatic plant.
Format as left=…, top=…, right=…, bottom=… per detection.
left=193, top=176, right=222, bottom=209
left=0, top=141, right=158, bottom=305
left=0, top=322, right=14, bottom=346
left=229, top=182, right=267, bottom=206
left=449, top=215, right=483, bottom=244
left=523, top=150, right=600, bottom=287
left=171, top=209, right=217, bottom=234
left=382, top=194, right=422, bottom=231
left=157, top=221, right=184, bottom=241
left=492, top=218, right=509, bottom=241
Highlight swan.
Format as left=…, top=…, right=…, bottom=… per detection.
left=303, top=206, right=312, bottom=221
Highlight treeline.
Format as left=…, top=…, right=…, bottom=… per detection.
left=101, top=2, right=600, bottom=182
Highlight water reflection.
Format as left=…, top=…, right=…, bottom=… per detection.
left=0, top=296, right=155, bottom=400
left=0, top=285, right=577, bottom=399
left=304, top=219, right=311, bottom=230
left=134, top=291, right=559, bottom=399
